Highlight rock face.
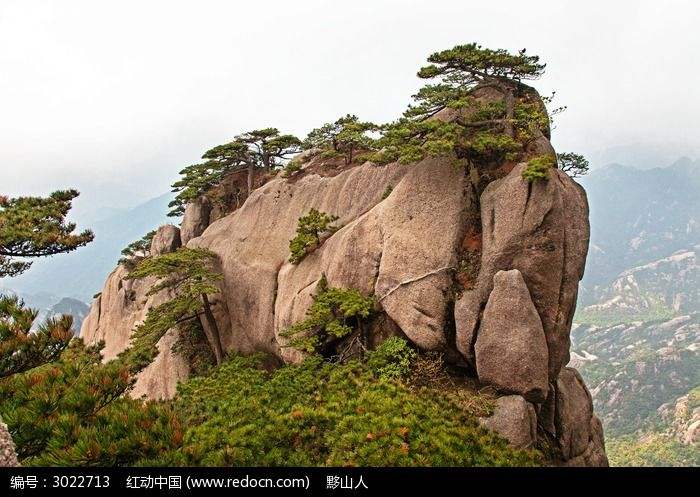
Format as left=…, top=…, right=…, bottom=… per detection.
left=455, top=163, right=589, bottom=381
left=189, top=157, right=467, bottom=359
left=474, top=269, right=549, bottom=402
left=150, top=224, right=181, bottom=255
left=80, top=224, right=189, bottom=399
left=0, top=422, right=19, bottom=467
left=181, top=196, right=212, bottom=245
left=82, top=97, right=605, bottom=465
left=555, top=367, right=595, bottom=459
left=479, top=395, right=537, bottom=449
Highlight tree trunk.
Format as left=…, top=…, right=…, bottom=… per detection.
left=247, top=161, right=253, bottom=196
left=200, top=293, right=224, bottom=365
left=504, top=86, right=515, bottom=139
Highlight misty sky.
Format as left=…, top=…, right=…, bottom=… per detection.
left=1, top=0, right=699, bottom=215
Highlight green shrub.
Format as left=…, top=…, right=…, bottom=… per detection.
left=288, top=209, right=339, bottom=264
left=522, top=155, right=555, bottom=182
left=145, top=352, right=541, bottom=467
left=281, top=276, right=375, bottom=353
left=366, top=337, right=417, bottom=380
left=282, top=159, right=302, bottom=178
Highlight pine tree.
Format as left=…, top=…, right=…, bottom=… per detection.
left=0, top=338, right=180, bottom=465
left=289, top=209, right=339, bottom=264
left=0, top=189, right=178, bottom=466
left=281, top=275, right=375, bottom=354
left=370, top=43, right=550, bottom=167
left=233, top=128, right=302, bottom=194
left=0, top=190, right=94, bottom=277
left=303, top=115, right=378, bottom=165
left=168, top=129, right=301, bottom=216
left=125, top=248, right=225, bottom=366
left=557, top=152, right=589, bottom=178
left=0, top=295, right=74, bottom=378
left=118, top=230, right=156, bottom=268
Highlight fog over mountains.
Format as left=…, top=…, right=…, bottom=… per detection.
left=578, top=157, right=700, bottom=316
left=570, top=156, right=700, bottom=466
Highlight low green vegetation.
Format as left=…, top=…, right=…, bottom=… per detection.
left=281, top=276, right=375, bottom=354
left=281, top=158, right=303, bottom=177
left=688, top=386, right=700, bottom=410
left=574, top=302, right=677, bottom=327
left=522, top=155, right=555, bottom=182
left=288, top=209, right=339, bottom=264
left=366, top=336, right=416, bottom=380
left=144, top=339, right=540, bottom=467
left=607, top=433, right=700, bottom=467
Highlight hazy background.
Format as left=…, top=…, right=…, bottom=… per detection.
left=2, top=0, right=699, bottom=216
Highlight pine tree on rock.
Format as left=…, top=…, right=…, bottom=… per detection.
left=303, top=115, right=378, bottom=165
left=118, top=230, right=156, bottom=269
left=289, top=209, right=339, bottom=264
left=169, top=129, right=300, bottom=216
left=234, top=128, right=302, bottom=194
left=125, top=248, right=225, bottom=366
left=370, top=43, right=550, bottom=167
left=557, top=152, right=589, bottom=178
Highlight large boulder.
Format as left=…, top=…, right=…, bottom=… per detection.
left=150, top=224, right=181, bottom=255
left=0, top=422, right=19, bottom=467
left=180, top=196, right=212, bottom=245
left=479, top=395, right=537, bottom=449
left=455, top=163, right=590, bottom=380
left=554, top=367, right=596, bottom=461
left=474, top=269, right=549, bottom=402
left=559, top=415, right=609, bottom=467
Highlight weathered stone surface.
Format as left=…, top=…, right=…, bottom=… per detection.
left=537, top=383, right=557, bottom=436
left=479, top=395, right=537, bottom=449
left=131, top=329, right=189, bottom=400
left=180, top=196, right=212, bottom=245
left=81, top=235, right=188, bottom=400
left=190, top=156, right=467, bottom=360
left=474, top=269, right=549, bottom=402
left=0, top=422, right=19, bottom=467
left=555, top=367, right=594, bottom=460
left=559, top=415, right=609, bottom=467
left=150, top=224, right=181, bottom=256
left=456, top=163, right=590, bottom=380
